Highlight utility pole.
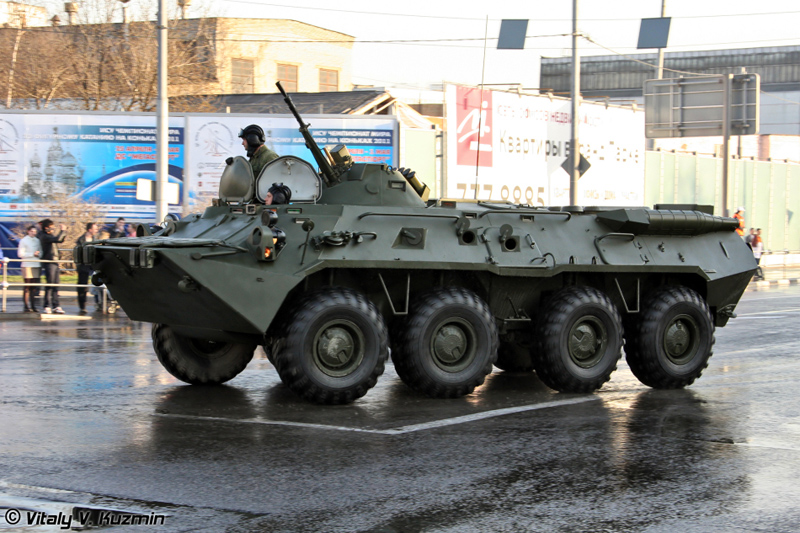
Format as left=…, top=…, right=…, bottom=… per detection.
left=657, top=0, right=666, bottom=79
left=569, top=0, right=580, bottom=206
left=155, top=0, right=169, bottom=222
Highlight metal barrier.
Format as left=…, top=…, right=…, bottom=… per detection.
left=1, top=256, right=114, bottom=314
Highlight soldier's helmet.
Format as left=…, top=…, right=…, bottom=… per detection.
left=268, top=182, right=292, bottom=204
left=238, top=124, right=265, bottom=147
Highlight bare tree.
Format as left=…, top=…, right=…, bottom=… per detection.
left=1, top=0, right=221, bottom=111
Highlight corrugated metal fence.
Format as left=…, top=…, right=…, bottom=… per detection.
left=645, top=150, right=800, bottom=252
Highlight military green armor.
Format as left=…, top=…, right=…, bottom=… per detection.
left=74, top=84, right=756, bottom=405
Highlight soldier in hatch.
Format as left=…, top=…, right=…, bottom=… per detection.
left=265, top=183, right=292, bottom=205
left=239, top=124, right=279, bottom=177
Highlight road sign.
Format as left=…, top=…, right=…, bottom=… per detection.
left=561, top=153, right=591, bottom=178
left=497, top=20, right=528, bottom=50
left=644, top=74, right=760, bottom=139
left=637, top=17, right=671, bottom=49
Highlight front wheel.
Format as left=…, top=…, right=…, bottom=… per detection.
left=152, top=324, right=256, bottom=385
left=533, top=286, right=623, bottom=393
left=272, top=288, right=388, bottom=405
left=624, top=286, right=714, bottom=389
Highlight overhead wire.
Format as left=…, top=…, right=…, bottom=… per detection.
left=222, top=1, right=800, bottom=23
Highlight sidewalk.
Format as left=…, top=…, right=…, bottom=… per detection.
left=0, top=290, right=123, bottom=321
left=747, top=264, right=800, bottom=291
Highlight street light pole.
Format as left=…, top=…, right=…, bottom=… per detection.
left=569, top=0, right=580, bottom=206
left=155, top=0, right=168, bottom=222
left=657, top=0, right=666, bottom=79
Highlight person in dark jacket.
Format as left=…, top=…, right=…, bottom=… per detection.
left=38, top=218, right=66, bottom=314
left=76, top=222, right=99, bottom=315
left=108, top=217, right=127, bottom=239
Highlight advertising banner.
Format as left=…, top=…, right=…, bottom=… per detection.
left=0, top=113, right=184, bottom=220
left=186, top=114, right=397, bottom=205
left=0, top=112, right=397, bottom=221
left=445, top=84, right=645, bottom=206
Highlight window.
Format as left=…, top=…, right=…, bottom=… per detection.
left=319, top=69, right=339, bottom=92
left=231, top=59, right=254, bottom=93
left=277, top=64, right=298, bottom=92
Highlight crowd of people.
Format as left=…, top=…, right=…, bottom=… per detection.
left=735, top=207, right=767, bottom=281
left=13, top=218, right=134, bottom=314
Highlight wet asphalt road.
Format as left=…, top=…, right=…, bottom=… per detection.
left=1, top=286, right=800, bottom=532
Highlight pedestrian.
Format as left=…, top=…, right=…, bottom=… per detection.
left=239, top=124, right=279, bottom=178
left=17, top=225, right=42, bottom=313
left=108, top=217, right=127, bottom=239
left=733, top=207, right=745, bottom=238
left=76, top=222, right=99, bottom=315
left=745, top=228, right=755, bottom=249
left=38, top=218, right=66, bottom=314
left=752, top=228, right=764, bottom=280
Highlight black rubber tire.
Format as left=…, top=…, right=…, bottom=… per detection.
left=272, top=288, right=388, bottom=405
left=533, top=286, right=623, bottom=393
left=152, top=324, right=256, bottom=385
left=625, top=286, right=715, bottom=389
left=494, top=342, right=534, bottom=372
left=392, top=288, right=498, bottom=398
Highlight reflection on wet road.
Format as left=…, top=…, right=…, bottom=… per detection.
left=1, top=287, right=799, bottom=532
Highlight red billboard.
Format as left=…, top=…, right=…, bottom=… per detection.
left=455, top=85, right=493, bottom=167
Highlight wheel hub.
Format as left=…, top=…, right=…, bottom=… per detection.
left=313, top=320, right=365, bottom=377
left=430, top=318, right=476, bottom=372
left=188, top=338, right=228, bottom=359
left=433, top=325, right=467, bottom=363
left=664, top=314, right=699, bottom=364
left=319, top=327, right=355, bottom=366
left=568, top=317, right=607, bottom=368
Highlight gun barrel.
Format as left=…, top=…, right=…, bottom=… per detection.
left=276, top=81, right=336, bottom=185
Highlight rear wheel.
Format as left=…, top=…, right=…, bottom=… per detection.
left=392, top=288, right=498, bottom=398
left=152, top=324, right=256, bottom=384
left=273, top=288, right=388, bottom=405
left=625, top=286, right=714, bottom=389
left=533, top=286, right=623, bottom=393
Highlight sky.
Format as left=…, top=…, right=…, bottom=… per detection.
left=199, top=0, right=800, bottom=91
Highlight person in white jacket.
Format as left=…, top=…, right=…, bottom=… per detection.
left=18, top=225, right=42, bottom=313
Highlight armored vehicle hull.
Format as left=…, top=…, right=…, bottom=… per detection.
left=76, top=190, right=755, bottom=403
left=74, top=84, right=756, bottom=404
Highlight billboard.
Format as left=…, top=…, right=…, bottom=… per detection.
left=185, top=114, right=397, bottom=205
left=445, top=84, right=645, bottom=206
left=0, top=113, right=184, bottom=220
left=0, top=111, right=397, bottom=221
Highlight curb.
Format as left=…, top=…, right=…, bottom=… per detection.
left=746, top=278, right=800, bottom=291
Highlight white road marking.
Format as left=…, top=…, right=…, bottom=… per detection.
left=153, top=396, right=599, bottom=435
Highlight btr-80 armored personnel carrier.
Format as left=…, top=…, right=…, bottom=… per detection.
left=74, top=83, right=756, bottom=404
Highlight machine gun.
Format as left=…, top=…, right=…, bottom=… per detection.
left=276, top=81, right=337, bottom=186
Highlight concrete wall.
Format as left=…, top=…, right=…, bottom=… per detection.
left=645, top=150, right=800, bottom=253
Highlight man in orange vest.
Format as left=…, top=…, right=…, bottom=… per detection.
left=733, top=207, right=745, bottom=237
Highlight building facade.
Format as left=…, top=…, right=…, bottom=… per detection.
left=179, top=18, right=354, bottom=96
left=540, top=46, right=800, bottom=136
left=0, top=1, right=47, bottom=28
